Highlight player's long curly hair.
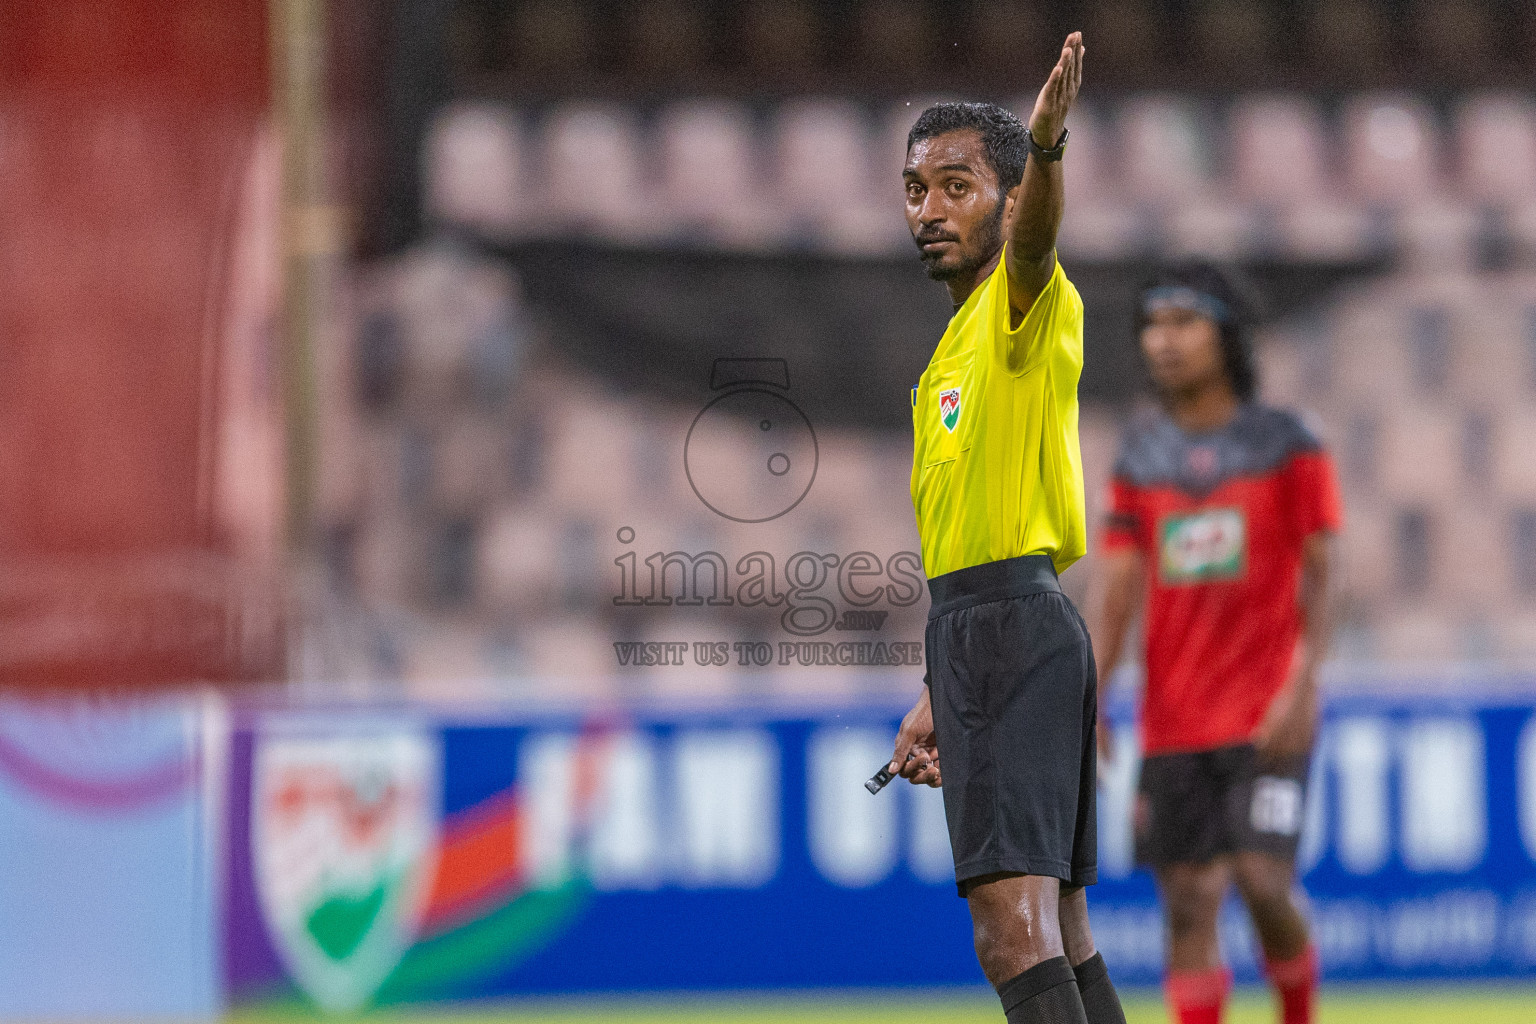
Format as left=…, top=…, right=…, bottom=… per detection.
left=907, top=102, right=1028, bottom=192
left=1135, top=260, right=1260, bottom=403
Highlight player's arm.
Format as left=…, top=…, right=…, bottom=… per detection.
left=1255, top=531, right=1335, bottom=758
left=1088, top=545, right=1144, bottom=764
left=1004, top=32, right=1085, bottom=319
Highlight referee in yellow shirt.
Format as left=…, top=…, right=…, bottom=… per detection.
left=886, top=33, right=1124, bottom=1024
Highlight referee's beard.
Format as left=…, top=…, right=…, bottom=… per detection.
left=916, top=195, right=1007, bottom=283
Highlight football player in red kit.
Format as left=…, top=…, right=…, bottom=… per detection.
left=1091, top=261, right=1340, bottom=1024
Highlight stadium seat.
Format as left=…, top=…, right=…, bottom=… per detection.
left=1455, top=95, right=1536, bottom=204
left=1394, top=202, right=1479, bottom=273
left=390, top=246, right=507, bottom=412
left=1165, top=200, right=1258, bottom=259
left=656, top=100, right=760, bottom=237
left=1376, top=607, right=1457, bottom=663
left=1499, top=612, right=1536, bottom=662
left=1229, top=95, right=1331, bottom=202
left=539, top=103, right=649, bottom=237
left=1254, top=332, right=1308, bottom=411
left=1337, top=410, right=1382, bottom=492
left=1510, top=508, right=1536, bottom=601
left=1077, top=405, right=1121, bottom=503
left=517, top=618, right=620, bottom=698
left=430, top=417, right=502, bottom=513
left=353, top=422, right=406, bottom=514
left=478, top=503, right=563, bottom=614
left=1445, top=300, right=1529, bottom=403
left=353, top=512, right=415, bottom=605
left=1337, top=494, right=1392, bottom=602
left=423, top=104, right=525, bottom=235
left=802, top=439, right=882, bottom=523
left=1342, top=96, right=1441, bottom=202
left=1117, top=96, right=1212, bottom=201
left=1273, top=199, right=1378, bottom=261
left=1377, top=407, right=1458, bottom=503
left=1329, top=303, right=1415, bottom=404
left=1437, top=502, right=1505, bottom=606
left=1494, top=410, right=1536, bottom=501
left=545, top=394, right=637, bottom=512
left=771, top=99, right=876, bottom=232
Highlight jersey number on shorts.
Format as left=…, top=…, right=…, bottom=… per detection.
left=1250, top=776, right=1303, bottom=836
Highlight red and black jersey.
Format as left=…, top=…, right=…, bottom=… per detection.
left=1102, top=404, right=1342, bottom=755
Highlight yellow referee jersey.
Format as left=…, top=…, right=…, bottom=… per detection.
left=910, top=251, right=1087, bottom=578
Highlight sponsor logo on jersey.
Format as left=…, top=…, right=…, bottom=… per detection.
left=938, top=388, right=961, bottom=433
left=1158, top=507, right=1246, bottom=583
left=252, top=728, right=440, bottom=1013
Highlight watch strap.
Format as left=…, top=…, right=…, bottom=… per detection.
left=1024, top=126, right=1069, bottom=163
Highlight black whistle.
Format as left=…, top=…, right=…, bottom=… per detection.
left=865, top=763, right=898, bottom=794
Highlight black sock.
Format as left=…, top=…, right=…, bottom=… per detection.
left=1072, top=952, right=1127, bottom=1024
left=996, top=956, right=1088, bottom=1024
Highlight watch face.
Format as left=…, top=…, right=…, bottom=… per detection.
left=684, top=386, right=818, bottom=523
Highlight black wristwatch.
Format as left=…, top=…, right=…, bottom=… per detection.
left=1024, top=126, right=1069, bottom=163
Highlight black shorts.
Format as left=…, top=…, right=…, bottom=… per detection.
left=924, top=554, right=1098, bottom=897
left=1135, top=743, right=1310, bottom=866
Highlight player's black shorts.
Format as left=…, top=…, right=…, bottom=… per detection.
left=924, top=554, right=1098, bottom=897
left=1135, top=743, right=1310, bottom=866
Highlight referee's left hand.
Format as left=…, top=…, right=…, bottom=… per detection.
left=890, top=687, right=943, bottom=787
left=1028, top=31, right=1085, bottom=150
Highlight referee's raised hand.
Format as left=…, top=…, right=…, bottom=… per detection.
left=1028, top=31, right=1085, bottom=148
left=890, top=686, right=942, bottom=788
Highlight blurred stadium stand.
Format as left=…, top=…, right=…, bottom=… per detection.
left=440, top=0, right=1536, bottom=99
left=418, top=90, right=1536, bottom=261
left=311, top=1, right=1536, bottom=692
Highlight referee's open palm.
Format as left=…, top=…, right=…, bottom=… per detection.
left=1028, top=32, right=1085, bottom=147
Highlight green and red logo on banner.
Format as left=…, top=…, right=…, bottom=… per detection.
left=227, top=720, right=613, bottom=1014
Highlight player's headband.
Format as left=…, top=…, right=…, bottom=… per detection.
left=1140, top=285, right=1233, bottom=326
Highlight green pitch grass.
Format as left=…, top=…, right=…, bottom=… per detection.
left=234, top=985, right=1535, bottom=1024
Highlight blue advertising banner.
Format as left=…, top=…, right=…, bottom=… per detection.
left=0, top=698, right=221, bottom=1021
left=224, top=688, right=1536, bottom=1011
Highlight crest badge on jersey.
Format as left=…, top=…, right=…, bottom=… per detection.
left=939, top=387, right=961, bottom=433
left=252, top=727, right=441, bottom=1014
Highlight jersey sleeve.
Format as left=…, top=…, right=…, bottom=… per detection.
left=1284, top=449, right=1343, bottom=539
left=997, top=257, right=1082, bottom=377
left=1100, top=476, right=1144, bottom=552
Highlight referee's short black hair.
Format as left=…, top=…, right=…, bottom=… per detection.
left=907, top=102, right=1029, bottom=192
left=1136, top=259, right=1261, bottom=403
